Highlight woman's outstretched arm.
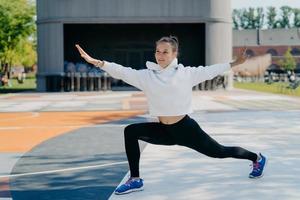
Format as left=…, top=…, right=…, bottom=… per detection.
left=188, top=48, right=248, bottom=86
left=75, top=44, right=146, bottom=90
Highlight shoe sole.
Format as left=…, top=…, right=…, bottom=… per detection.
left=249, top=156, right=268, bottom=179
left=114, top=186, right=144, bottom=195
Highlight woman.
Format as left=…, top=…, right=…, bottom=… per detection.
left=76, top=36, right=267, bottom=195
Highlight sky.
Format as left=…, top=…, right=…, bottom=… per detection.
left=231, top=0, right=300, bottom=9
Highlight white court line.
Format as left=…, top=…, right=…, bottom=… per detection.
left=0, top=124, right=130, bottom=130
left=0, top=125, right=295, bottom=135
left=0, top=119, right=156, bottom=129
left=0, top=161, right=128, bottom=179
left=0, top=127, right=21, bottom=130
left=0, top=112, right=39, bottom=122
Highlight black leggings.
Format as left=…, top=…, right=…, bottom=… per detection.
left=124, top=115, right=258, bottom=177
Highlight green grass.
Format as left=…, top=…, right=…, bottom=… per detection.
left=234, top=82, right=300, bottom=97
left=0, top=76, right=36, bottom=93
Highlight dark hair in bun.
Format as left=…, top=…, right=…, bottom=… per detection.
left=156, top=35, right=179, bottom=53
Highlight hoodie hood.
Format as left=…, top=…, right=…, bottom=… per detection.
left=146, top=58, right=178, bottom=71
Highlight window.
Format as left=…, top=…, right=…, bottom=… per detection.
left=245, top=49, right=255, bottom=57
left=291, top=48, right=300, bottom=56
left=266, top=49, right=278, bottom=56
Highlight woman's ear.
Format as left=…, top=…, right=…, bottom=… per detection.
left=174, top=51, right=178, bottom=58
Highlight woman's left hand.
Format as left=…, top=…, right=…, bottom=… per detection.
left=230, top=47, right=248, bottom=68
left=75, top=44, right=103, bottom=66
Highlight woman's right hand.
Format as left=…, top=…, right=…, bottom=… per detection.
left=230, top=47, right=248, bottom=68
left=75, top=44, right=103, bottom=67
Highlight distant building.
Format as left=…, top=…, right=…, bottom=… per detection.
left=36, top=0, right=232, bottom=91
left=233, top=28, right=300, bottom=74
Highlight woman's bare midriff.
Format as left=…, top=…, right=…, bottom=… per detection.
left=158, top=115, right=185, bottom=125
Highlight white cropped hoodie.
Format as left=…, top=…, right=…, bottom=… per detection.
left=101, top=58, right=230, bottom=116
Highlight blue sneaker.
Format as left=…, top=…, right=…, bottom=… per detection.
left=249, top=153, right=267, bottom=179
left=114, top=178, right=144, bottom=195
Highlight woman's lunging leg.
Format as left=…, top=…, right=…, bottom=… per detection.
left=124, top=122, right=175, bottom=177
left=191, top=127, right=258, bottom=162
left=190, top=127, right=257, bottom=162
left=169, top=117, right=258, bottom=162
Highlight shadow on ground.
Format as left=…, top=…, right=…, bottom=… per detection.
left=9, top=117, right=148, bottom=200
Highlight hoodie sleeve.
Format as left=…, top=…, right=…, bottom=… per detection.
left=187, top=63, right=231, bottom=86
left=101, top=61, right=147, bottom=90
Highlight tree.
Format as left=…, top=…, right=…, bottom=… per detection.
left=238, top=7, right=264, bottom=29
left=11, top=38, right=37, bottom=70
left=0, top=0, right=35, bottom=68
left=266, top=7, right=278, bottom=29
left=245, top=7, right=256, bottom=29
left=237, top=8, right=246, bottom=29
left=232, top=9, right=241, bottom=30
left=293, top=8, right=300, bottom=28
left=277, top=6, right=293, bottom=28
left=279, top=48, right=296, bottom=71
left=233, top=6, right=300, bottom=29
left=254, top=7, right=264, bottom=29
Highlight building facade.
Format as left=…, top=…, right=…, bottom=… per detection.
left=36, top=0, right=232, bottom=91
left=233, top=28, right=300, bottom=73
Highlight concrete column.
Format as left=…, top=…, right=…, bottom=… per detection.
left=205, top=0, right=232, bottom=90
left=37, top=22, right=64, bottom=91
left=206, top=22, right=233, bottom=89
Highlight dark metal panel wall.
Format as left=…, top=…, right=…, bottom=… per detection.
left=64, top=23, right=205, bottom=70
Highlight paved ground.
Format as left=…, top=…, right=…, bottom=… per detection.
left=110, top=110, right=300, bottom=200
left=0, top=89, right=300, bottom=200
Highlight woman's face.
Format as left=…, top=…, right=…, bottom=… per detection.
left=155, top=42, right=177, bottom=68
